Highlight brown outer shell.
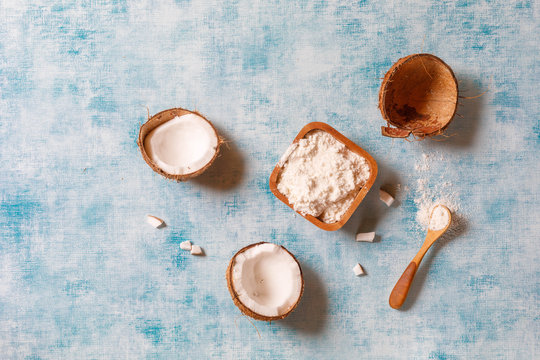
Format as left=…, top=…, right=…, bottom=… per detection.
left=137, top=107, right=221, bottom=181
left=226, top=242, right=305, bottom=322
left=378, top=53, right=459, bottom=138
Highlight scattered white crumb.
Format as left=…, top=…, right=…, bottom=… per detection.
left=146, top=215, right=164, bottom=228
left=180, top=241, right=192, bottom=251
left=356, top=232, right=376, bottom=242
left=353, top=263, right=365, bottom=276
left=190, top=245, right=203, bottom=255
left=379, top=189, right=395, bottom=207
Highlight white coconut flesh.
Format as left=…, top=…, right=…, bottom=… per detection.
left=143, top=113, right=218, bottom=175
left=231, top=243, right=302, bottom=318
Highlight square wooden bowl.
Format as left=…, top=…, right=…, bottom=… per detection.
left=269, top=122, right=378, bottom=231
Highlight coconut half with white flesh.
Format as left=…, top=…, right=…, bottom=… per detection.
left=138, top=108, right=222, bottom=181
left=226, top=242, right=304, bottom=321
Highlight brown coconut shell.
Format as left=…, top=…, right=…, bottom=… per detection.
left=226, top=242, right=304, bottom=322
left=378, top=53, right=458, bottom=138
left=137, top=107, right=222, bottom=181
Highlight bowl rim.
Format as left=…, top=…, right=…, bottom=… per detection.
left=269, top=122, right=378, bottom=231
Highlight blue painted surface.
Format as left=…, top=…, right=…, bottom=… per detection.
left=0, top=1, right=538, bottom=358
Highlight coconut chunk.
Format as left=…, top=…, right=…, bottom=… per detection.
left=353, top=263, right=365, bottom=276
left=356, top=232, right=376, bottom=242
left=190, top=245, right=203, bottom=255
left=146, top=215, right=164, bottom=228
left=379, top=189, right=395, bottom=207
left=226, top=242, right=304, bottom=321
left=180, top=241, right=192, bottom=251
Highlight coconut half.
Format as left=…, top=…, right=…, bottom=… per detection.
left=379, top=53, right=458, bottom=138
left=138, top=108, right=222, bottom=181
left=226, top=242, right=304, bottom=321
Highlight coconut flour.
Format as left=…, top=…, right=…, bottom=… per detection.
left=428, top=205, right=450, bottom=231
left=414, top=152, right=466, bottom=237
left=277, top=130, right=371, bottom=223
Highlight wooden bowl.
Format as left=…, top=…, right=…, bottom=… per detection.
left=379, top=53, right=458, bottom=138
left=269, top=122, right=378, bottom=231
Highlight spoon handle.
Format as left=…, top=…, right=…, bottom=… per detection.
left=389, top=262, right=418, bottom=309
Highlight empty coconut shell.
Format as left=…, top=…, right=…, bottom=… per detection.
left=138, top=107, right=222, bottom=181
left=379, top=54, right=458, bottom=138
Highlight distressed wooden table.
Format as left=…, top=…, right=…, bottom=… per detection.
left=1, top=1, right=538, bottom=358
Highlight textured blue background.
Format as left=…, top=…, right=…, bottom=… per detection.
left=0, top=1, right=538, bottom=358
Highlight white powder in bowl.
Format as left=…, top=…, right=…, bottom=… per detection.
left=276, top=130, right=371, bottom=223
left=428, top=205, right=450, bottom=230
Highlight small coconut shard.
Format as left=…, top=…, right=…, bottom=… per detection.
left=138, top=108, right=221, bottom=181
left=353, top=263, right=365, bottom=276
left=356, top=232, right=376, bottom=242
left=146, top=215, right=164, bottom=228
left=190, top=245, right=203, bottom=255
left=379, top=54, right=458, bottom=138
left=379, top=189, right=395, bottom=207
left=226, top=242, right=304, bottom=321
left=180, top=240, right=192, bottom=251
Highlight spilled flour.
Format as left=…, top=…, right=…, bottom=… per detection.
left=414, top=152, right=467, bottom=237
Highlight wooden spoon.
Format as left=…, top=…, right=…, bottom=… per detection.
left=389, top=205, right=452, bottom=309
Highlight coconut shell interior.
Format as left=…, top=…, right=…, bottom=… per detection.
left=226, top=242, right=304, bottom=322
left=379, top=54, right=458, bottom=137
left=137, top=108, right=221, bottom=181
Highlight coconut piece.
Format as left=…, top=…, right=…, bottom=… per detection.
left=226, top=242, right=304, bottom=321
left=138, top=108, right=222, bottom=181
left=190, top=245, right=203, bottom=255
left=180, top=240, right=192, bottom=251
left=379, top=54, right=458, bottom=139
left=146, top=215, right=164, bottom=228
left=356, top=232, right=376, bottom=242
left=379, top=189, right=395, bottom=207
left=353, top=263, right=365, bottom=276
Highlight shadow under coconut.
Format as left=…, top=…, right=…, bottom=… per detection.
left=424, top=74, right=486, bottom=149
left=193, top=126, right=245, bottom=190
left=397, top=214, right=469, bottom=311
left=341, top=158, right=402, bottom=239
left=281, top=263, right=328, bottom=334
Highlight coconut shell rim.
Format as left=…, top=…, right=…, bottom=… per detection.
left=137, top=107, right=222, bottom=181
left=378, top=53, right=459, bottom=137
left=226, top=242, right=305, bottom=322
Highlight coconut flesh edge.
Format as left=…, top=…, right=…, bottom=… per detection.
left=143, top=113, right=218, bottom=175
left=231, top=243, right=303, bottom=318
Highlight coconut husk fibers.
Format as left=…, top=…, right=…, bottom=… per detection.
left=379, top=53, right=458, bottom=138
left=137, top=107, right=222, bottom=181
left=226, top=242, right=305, bottom=322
